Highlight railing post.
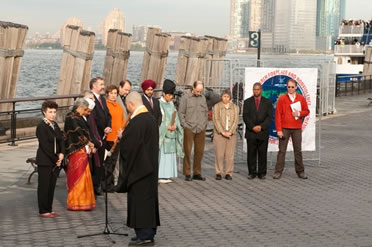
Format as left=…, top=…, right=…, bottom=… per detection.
left=345, top=78, right=347, bottom=96
left=9, top=102, right=17, bottom=146
left=351, top=78, right=354, bottom=95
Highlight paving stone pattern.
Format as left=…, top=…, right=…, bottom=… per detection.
left=0, top=95, right=371, bottom=246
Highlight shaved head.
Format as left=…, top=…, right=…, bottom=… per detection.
left=125, top=91, right=143, bottom=113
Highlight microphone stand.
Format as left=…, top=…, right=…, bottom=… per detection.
left=77, top=149, right=128, bottom=244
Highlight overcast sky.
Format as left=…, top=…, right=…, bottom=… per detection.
left=0, top=0, right=371, bottom=37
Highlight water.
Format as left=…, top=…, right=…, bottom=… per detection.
left=15, top=49, right=333, bottom=109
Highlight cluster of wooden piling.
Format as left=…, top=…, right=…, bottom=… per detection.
left=0, top=19, right=229, bottom=110
left=141, top=27, right=171, bottom=90
left=175, top=35, right=228, bottom=86
left=56, top=25, right=95, bottom=106
left=103, top=29, right=132, bottom=86
left=0, top=21, right=28, bottom=113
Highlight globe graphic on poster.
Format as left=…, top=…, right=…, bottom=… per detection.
left=260, top=75, right=305, bottom=140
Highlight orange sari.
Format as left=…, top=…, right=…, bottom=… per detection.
left=66, top=148, right=96, bottom=211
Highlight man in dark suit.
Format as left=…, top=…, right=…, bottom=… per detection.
left=243, top=82, right=272, bottom=179
left=90, top=77, right=112, bottom=195
left=141, top=79, right=162, bottom=126
left=117, top=79, right=132, bottom=121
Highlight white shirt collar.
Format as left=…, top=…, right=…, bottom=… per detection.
left=288, top=93, right=296, bottom=102
left=92, top=91, right=100, bottom=99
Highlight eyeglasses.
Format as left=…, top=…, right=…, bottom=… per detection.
left=287, top=86, right=295, bottom=89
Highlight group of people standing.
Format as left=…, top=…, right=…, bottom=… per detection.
left=35, top=76, right=309, bottom=246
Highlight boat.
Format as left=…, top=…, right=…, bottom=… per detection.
left=334, top=20, right=372, bottom=82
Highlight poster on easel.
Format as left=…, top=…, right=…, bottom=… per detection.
left=244, top=68, right=317, bottom=152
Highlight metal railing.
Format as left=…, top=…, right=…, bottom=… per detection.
left=334, top=45, right=366, bottom=55
left=0, top=94, right=80, bottom=146
left=335, top=74, right=372, bottom=96
left=339, top=25, right=365, bottom=35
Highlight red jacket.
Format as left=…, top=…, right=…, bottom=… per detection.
left=275, top=93, right=309, bottom=132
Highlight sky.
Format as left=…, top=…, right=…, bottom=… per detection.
left=0, top=0, right=371, bottom=37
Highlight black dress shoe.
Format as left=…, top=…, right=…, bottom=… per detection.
left=94, top=188, right=103, bottom=196
left=192, top=174, right=206, bottom=181
left=247, top=174, right=256, bottom=179
left=258, top=175, right=266, bottom=179
left=225, top=174, right=232, bottom=180
left=216, top=174, right=222, bottom=180
left=128, top=239, right=155, bottom=246
left=185, top=175, right=192, bottom=181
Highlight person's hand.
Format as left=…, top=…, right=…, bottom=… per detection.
left=222, top=132, right=231, bottom=138
left=58, top=153, right=64, bottom=160
left=56, top=160, right=61, bottom=166
left=253, top=125, right=262, bottom=133
left=88, top=141, right=94, bottom=148
left=117, top=129, right=123, bottom=138
left=168, top=125, right=177, bottom=131
left=92, top=147, right=97, bottom=154
left=292, top=110, right=300, bottom=117
left=277, top=131, right=283, bottom=138
left=104, top=127, right=112, bottom=134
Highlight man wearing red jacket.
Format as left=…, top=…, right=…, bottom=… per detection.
left=273, top=79, right=310, bottom=179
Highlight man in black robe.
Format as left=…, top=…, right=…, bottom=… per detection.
left=117, top=91, right=160, bottom=246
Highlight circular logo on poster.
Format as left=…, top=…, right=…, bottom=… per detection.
left=258, top=70, right=311, bottom=145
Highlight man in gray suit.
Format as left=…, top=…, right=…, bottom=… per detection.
left=114, top=79, right=132, bottom=187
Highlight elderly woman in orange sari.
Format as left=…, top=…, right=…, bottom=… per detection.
left=64, top=98, right=96, bottom=211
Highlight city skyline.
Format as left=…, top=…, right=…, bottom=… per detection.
left=1, top=0, right=371, bottom=38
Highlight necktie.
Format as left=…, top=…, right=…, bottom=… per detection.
left=98, top=96, right=103, bottom=108
left=255, top=97, right=260, bottom=111
left=149, top=98, right=153, bottom=108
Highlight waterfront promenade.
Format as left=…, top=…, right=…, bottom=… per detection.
left=0, top=94, right=371, bottom=247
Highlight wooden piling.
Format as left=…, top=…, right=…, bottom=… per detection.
left=146, top=33, right=171, bottom=89
left=140, top=27, right=172, bottom=89
left=175, top=36, right=191, bottom=85
left=56, top=25, right=95, bottom=106
left=363, top=46, right=372, bottom=76
left=175, top=36, right=209, bottom=86
left=0, top=21, right=28, bottom=115
left=204, top=35, right=228, bottom=86
left=103, top=29, right=131, bottom=86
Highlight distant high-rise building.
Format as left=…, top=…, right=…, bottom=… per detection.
left=60, top=17, right=83, bottom=45
left=316, top=0, right=346, bottom=50
left=273, top=0, right=317, bottom=52
left=260, top=0, right=275, bottom=51
left=132, top=25, right=162, bottom=42
left=230, top=0, right=250, bottom=39
left=249, top=0, right=261, bottom=31
left=102, top=8, right=125, bottom=46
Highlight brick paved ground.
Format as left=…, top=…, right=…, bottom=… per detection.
left=0, top=94, right=371, bottom=246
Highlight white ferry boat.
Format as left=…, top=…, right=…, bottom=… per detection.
left=334, top=20, right=372, bottom=81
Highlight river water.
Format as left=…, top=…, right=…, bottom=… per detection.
left=15, top=49, right=333, bottom=109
